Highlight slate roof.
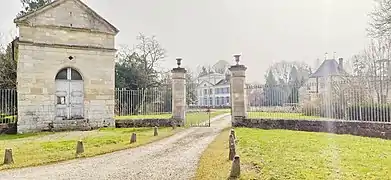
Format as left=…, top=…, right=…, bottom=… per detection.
left=215, top=78, right=230, bottom=86
left=198, top=80, right=215, bottom=87
left=198, top=72, right=223, bottom=78
left=309, top=59, right=347, bottom=78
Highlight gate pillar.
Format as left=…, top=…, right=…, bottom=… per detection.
left=229, top=55, right=247, bottom=126
left=171, top=58, right=187, bottom=126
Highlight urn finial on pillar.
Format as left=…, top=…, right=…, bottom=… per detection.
left=234, top=54, right=241, bottom=65
left=176, top=58, right=182, bottom=68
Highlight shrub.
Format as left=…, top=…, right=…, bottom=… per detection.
left=347, top=104, right=391, bottom=122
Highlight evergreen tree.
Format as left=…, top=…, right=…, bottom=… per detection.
left=287, top=66, right=300, bottom=103
left=263, top=71, right=279, bottom=106
left=0, top=39, right=18, bottom=88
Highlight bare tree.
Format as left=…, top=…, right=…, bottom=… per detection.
left=247, top=85, right=264, bottom=106
left=117, top=33, right=167, bottom=89
left=266, top=61, right=311, bottom=85
left=212, top=60, right=230, bottom=74
left=368, top=0, right=391, bottom=37
left=348, top=37, right=391, bottom=103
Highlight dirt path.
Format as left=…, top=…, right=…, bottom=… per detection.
left=0, top=114, right=231, bottom=180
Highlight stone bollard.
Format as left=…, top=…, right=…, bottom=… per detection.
left=231, top=129, right=238, bottom=144
left=230, top=129, right=236, bottom=140
left=230, top=155, right=241, bottom=178
left=76, top=140, right=84, bottom=156
left=154, top=126, right=159, bottom=136
left=229, top=133, right=235, bottom=145
left=130, top=133, right=137, bottom=143
left=3, top=148, right=14, bottom=164
left=171, top=121, right=177, bottom=130
left=228, top=134, right=236, bottom=161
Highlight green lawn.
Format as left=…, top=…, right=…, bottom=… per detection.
left=195, top=128, right=391, bottom=180
left=0, top=127, right=181, bottom=170
left=247, top=112, right=321, bottom=120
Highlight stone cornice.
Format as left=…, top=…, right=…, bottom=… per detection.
left=229, top=65, right=247, bottom=71
left=18, top=40, right=117, bottom=52
left=17, top=24, right=116, bottom=36
left=171, top=67, right=187, bottom=73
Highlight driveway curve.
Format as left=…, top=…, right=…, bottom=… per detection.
left=0, top=114, right=231, bottom=180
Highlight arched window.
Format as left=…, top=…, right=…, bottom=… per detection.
left=71, top=69, right=82, bottom=80
left=55, top=68, right=83, bottom=80
left=55, top=68, right=68, bottom=80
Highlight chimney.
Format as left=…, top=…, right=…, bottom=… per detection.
left=338, top=58, right=344, bottom=69
left=225, top=73, right=231, bottom=81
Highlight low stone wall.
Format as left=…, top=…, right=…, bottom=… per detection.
left=50, top=119, right=98, bottom=132
left=233, top=117, right=391, bottom=139
left=0, top=123, right=17, bottom=134
left=115, top=119, right=182, bottom=128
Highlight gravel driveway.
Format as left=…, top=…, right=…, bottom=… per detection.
left=0, top=114, right=231, bottom=180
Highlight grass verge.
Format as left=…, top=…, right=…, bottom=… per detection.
left=0, top=127, right=181, bottom=170
left=195, top=128, right=391, bottom=180
left=195, top=128, right=232, bottom=180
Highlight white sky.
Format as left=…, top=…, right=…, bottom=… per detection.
left=0, top=0, right=375, bottom=83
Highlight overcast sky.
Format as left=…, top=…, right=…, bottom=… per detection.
left=0, top=0, right=375, bottom=82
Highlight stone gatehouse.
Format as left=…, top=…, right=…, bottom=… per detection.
left=14, top=0, right=119, bottom=133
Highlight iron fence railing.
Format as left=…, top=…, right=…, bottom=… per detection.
left=0, top=89, right=17, bottom=124
left=246, top=81, right=391, bottom=122
left=115, top=87, right=172, bottom=117
left=0, top=87, right=173, bottom=124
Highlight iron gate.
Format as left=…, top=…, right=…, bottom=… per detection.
left=185, top=75, right=211, bottom=127
left=186, top=105, right=211, bottom=127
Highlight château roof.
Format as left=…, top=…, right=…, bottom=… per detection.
left=310, top=59, right=347, bottom=78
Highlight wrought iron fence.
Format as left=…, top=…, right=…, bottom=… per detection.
left=115, top=86, right=172, bottom=117
left=0, top=89, right=17, bottom=124
left=0, top=86, right=173, bottom=124
left=246, top=79, right=391, bottom=122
